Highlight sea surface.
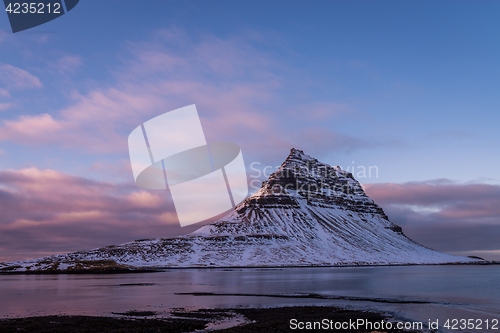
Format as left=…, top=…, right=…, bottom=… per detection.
left=1, top=265, right=499, bottom=332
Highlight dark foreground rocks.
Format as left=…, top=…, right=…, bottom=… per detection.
left=0, top=306, right=423, bottom=333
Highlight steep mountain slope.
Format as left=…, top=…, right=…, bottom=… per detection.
left=1, top=149, right=480, bottom=272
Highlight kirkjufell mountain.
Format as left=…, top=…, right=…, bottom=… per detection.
left=1, top=148, right=481, bottom=273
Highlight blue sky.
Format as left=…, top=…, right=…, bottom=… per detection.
left=1, top=1, right=500, bottom=261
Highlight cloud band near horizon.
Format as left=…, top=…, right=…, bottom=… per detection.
left=1, top=167, right=499, bottom=262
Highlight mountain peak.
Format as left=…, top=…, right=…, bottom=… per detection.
left=281, top=148, right=342, bottom=175
left=288, top=147, right=307, bottom=158
left=245, top=148, right=384, bottom=217
left=284, top=148, right=317, bottom=165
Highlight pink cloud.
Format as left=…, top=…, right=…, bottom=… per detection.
left=0, top=28, right=369, bottom=161
left=0, top=114, right=64, bottom=143
left=0, top=30, right=7, bottom=42
left=0, top=102, right=15, bottom=111
left=53, top=55, right=83, bottom=74
left=0, top=168, right=208, bottom=262
left=126, top=191, right=163, bottom=208
left=0, top=88, right=10, bottom=98
left=365, top=181, right=500, bottom=224
left=0, top=88, right=167, bottom=152
left=365, top=181, right=500, bottom=208
left=0, top=64, right=42, bottom=90
left=364, top=180, right=500, bottom=259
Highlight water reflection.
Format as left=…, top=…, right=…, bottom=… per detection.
left=1, top=266, right=499, bottom=332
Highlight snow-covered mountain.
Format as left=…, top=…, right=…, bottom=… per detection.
left=1, top=148, right=481, bottom=273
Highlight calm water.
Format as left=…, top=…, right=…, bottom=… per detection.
left=1, top=265, right=499, bottom=332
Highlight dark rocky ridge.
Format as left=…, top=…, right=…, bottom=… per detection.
left=243, top=148, right=388, bottom=218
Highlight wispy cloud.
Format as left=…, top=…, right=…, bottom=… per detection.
left=51, top=55, right=83, bottom=74
left=0, top=64, right=43, bottom=90
left=366, top=180, right=500, bottom=210
left=0, top=28, right=376, bottom=160
left=0, top=102, right=15, bottom=111
left=365, top=180, right=500, bottom=259
left=426, top=129, right=477, bottom=140
left=0, top=88, right=10, bottom=98
left=0, top=30, right=8, bottom=42
left=0, top=113, right=64, bottom=143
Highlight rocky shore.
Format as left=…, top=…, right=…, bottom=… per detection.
left=0, top=306, right=425, bottom=333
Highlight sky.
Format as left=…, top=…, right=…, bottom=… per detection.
left=0, top=0, right=499, bottom=261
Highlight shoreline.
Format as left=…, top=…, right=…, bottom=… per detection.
left=1, top=260, right=499, bottom=275
left=0, top=305, right=426, bottom=332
